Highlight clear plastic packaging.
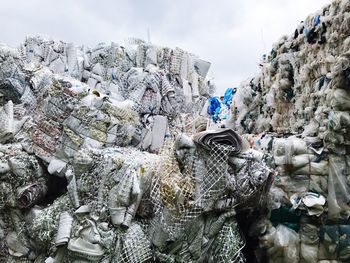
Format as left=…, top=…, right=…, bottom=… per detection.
left=267, top=225, right=300, bottom=263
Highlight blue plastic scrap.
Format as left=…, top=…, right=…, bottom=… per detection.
left=207, top=97, right=221, bottom=122
left=315, top=15, right=321, bottom=26
left=223, top=87, right=236, bottom=106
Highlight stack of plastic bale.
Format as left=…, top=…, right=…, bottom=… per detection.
left=230, top=0, right=350, bottom=262
left=20, top=36, right=214, bottom=153
left=0, top=36, right=272, bottom=262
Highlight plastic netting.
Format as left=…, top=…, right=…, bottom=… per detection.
left=199, top=142, right=236, bottom=205
left=213, top=220, right=246, bottom=263
left=118, top=223, right=152, bottom=263
left=150, top=139, right=237, bottom=238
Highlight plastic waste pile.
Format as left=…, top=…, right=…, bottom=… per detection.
left=19, top=36, right=217, bottom=153
left=227, top=0, right=350, bottom=262
left=0, top=36, right=272, bottom=263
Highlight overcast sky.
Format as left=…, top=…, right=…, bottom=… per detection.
left=0, top=0, right=330, bottom=94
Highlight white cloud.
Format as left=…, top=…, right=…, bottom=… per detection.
left=0, top=0, right=330, bottom=93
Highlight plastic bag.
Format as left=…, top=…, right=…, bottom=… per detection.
left=267, top=224, right=300, bottom=263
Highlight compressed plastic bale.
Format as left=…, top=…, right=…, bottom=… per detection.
left=291, top=161, right=329, bottom=176
left=318, top=225, right=339, bottom=260
left=232, top=82, right=252, bottom=112
left=274, top=153, right=318, bottom=169
left=8, top=154, right=43, bottom=179
left=273, top=137, right=308, bottom=157
left=339, top=225, right=350, bottom=261
left=179, top=53, right=190, bottom=80
left=300, top=224, right=319, bottom=263
left=309, top=175, right=328, bottom=195
left=274, top=175, right=309, bottom=193
left=327, top=155, right=350, bottom=219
